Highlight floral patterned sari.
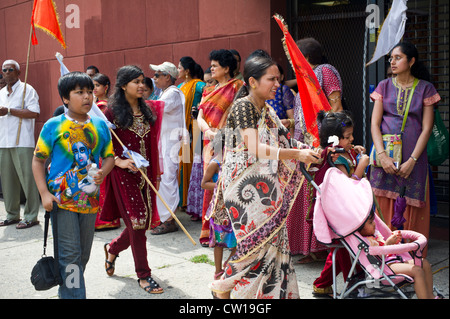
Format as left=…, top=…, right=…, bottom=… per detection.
left=210, top=98, right=309, bottom=299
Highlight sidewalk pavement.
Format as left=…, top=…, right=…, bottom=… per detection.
left=0, top=203, right=448, bottom=300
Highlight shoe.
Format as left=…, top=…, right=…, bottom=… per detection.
left=150, top=220, right=178, bottom=235
left=15, top=220, right=39, bottom=229
left=138, top=277, right=163, bottom=294
left=0, top=219, right=21, bottom=227
left=104, top=243, right=118, bottom=276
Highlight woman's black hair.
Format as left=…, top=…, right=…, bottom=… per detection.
left=209, top=49, right=237, bottom=78
left=246, top=49, right=271, bottom=61
left=144, top=76, right=153, bottom=90
left=392, top=41, right=431, bottom=81
left=180, top=56, right=204, bottom=79
left=109, top=65, right=156, bottom=129
left=92, top=73, right=111, bottom=96
left=296, top=38, right=323, bottom=66
left=234, top=56, right=277, bottom=100
left=317, top=110, right=354, bottom=148
left=276, top=63, right=285, bottom=84
left=58, top=71, right=94, bottom=106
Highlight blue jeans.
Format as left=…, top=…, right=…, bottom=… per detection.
left=51, top=208, right=96, bottom=299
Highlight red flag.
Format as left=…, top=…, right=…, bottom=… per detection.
left=273, top=14, right=330, bottom=147
left=31, top=0, right=66, bottom=49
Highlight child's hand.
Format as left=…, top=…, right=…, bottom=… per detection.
left=353, top=145, right=366, bottom=154
left=41, top=192, right=60, bottom=212
left=358, top=154, right=370, bottom=169
left=386, top=231, right=402, bottom=245
left=93, top=169, right=105, bottom=185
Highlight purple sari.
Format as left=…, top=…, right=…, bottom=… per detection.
left=370, top=78, right=440, bottom=208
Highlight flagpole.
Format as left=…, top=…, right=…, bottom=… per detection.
left=15, top=24, right=34, bottom=146
left=109, top=128, right=196, bottom=246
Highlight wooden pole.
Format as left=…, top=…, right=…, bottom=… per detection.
left=109, top=128, right=196, bottom=246
left=15, top=24, right=34, bottom=146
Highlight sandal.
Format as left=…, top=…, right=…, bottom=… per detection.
left=312, top=284, right=334, bottom=298
left=139, top=276, right=163, bottom=294
left=16, top=220, right=39, bottom=229
left=150, top=220, right=178, bottom=235
left=104, top=243, right=118, bottom=276
left=0, top=219, right=21, bottom=227
left=214, top=270, right=224, bottom=280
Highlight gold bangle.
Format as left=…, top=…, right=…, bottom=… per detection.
left=289, top=118, right=295, bottom=128
left=377, top=150, right=385, bottom=156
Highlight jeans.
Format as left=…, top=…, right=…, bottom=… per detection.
left=51, top=208, right=96, bottom=299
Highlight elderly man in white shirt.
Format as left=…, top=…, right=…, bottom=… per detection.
left=149, top=62, right=186, bottom=235
left=0, top=59, right=41, bottom=229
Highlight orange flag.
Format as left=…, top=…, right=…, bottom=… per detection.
left=273, top=14, right=330, bottom=147
left=31, top=0, right=66, bottom=49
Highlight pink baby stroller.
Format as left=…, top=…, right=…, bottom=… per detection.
left=304, top=167, right=427, bottom=299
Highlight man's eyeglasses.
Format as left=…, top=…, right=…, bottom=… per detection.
left=388, top=56, right=403, bottom=63
left=2, top=68, right=15, bottom=73
left=154, top=72, right=168, bottom=78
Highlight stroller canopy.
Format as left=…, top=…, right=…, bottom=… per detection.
left=313, top=168, right=373, bottom=245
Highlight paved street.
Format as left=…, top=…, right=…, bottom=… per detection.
left=0, top=202, right=448, bottom=301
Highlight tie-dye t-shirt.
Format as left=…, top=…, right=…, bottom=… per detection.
left=34, top=114, right=114, bottom=214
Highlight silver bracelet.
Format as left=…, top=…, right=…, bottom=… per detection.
left=277, top=148, right=281, bottom=160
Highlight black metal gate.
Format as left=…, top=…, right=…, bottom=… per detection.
left=287, top=0, right=449, bottom=203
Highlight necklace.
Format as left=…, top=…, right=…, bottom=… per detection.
left=247, top=95, right=264, bottom=114
left=395, top=76, right=414, bottom=89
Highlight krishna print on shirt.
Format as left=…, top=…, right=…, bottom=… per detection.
left=35, top=115, right=114, bottom=214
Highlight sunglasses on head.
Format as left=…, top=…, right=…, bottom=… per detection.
left=2, top=68, right=15, bottom=73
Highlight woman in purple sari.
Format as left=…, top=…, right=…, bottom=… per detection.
left=370, top=42, right=440, bottom=251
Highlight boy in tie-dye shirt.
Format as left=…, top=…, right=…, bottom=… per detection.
left=32, top=72, right=115, bottom=299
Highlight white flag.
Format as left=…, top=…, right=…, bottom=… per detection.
left=55, top=52, right=114, bottom=128
left=366, top=0, right=408, bottom=66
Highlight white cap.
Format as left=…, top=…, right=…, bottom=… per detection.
left=149, top=62, right=178, bottom=79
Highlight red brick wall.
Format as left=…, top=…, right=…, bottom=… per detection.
left=1, top=0, right=281, bottom=136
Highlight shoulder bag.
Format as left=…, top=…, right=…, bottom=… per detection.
left=30, top=202, right=63, bottom=291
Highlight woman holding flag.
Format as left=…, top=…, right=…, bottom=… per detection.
left=100, top=65, right=165, bottom=294
left=210, top=55, right=320, bottom=299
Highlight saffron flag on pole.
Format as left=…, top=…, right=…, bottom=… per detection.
left=31, top=0, right=66, bottom=49
left=366, top=0, right=408, bottom=66
left=273, top=14, right=331, bottom=147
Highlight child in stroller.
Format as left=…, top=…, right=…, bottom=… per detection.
left=359, top=210, right=439, bottom=299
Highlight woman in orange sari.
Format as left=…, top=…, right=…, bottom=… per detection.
left=197, top=49, right=243, bottom=246
left=177, top=57, right=205, bottom=212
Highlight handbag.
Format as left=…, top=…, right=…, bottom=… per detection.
left=30, top=202, right=63, bottom=291
left=427, top=107, right=449, bottom=166
left=370, top=79, right=419, bottom=167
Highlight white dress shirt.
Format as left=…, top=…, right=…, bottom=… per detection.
left=0, top=80, right=40, bottom=148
